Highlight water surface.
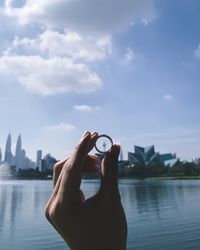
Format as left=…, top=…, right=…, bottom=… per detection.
left=1, top=179, right=200, bottom=249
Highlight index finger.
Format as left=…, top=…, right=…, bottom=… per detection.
left=57, top=132, right=95, bottom=200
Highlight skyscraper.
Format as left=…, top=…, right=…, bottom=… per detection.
left=4, top=133, right=13, bottom=164
left=20, top=149, right=26, bottom=169
left=36, top=150, right=42, bottom=170
left=119, top=148, right=124, bottom=161
left=15, top=134, right=22, bottom=169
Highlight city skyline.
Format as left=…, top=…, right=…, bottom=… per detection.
left=0, top=132, right=196, bottom=166
left=0, top=133, right=36, bottom=169
left=0, top=1, right=200, bottom=161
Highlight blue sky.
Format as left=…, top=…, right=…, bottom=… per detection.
left=0, top=0, right=200, bottom=161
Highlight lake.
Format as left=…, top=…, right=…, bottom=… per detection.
left=1, top=179, right=200, bottom=249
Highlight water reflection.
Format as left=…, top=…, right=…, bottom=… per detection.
left=1, top=180, right=200, bottom=250
left=118, top=180, right=186, bottom=218
left=0, top=186, right=7, bottom=232
left=134, top=184, right=179, bottom=216
left=0, top=181, right=64, bottom=250
left=122, top=180, right=200, bottom=249
left=9, top=186, right=22, bottom=240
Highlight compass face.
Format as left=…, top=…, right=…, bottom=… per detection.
left=95, top=134, right=113, bottom=154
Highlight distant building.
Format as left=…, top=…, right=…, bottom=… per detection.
left=0, top=133, right=59, bottom=172
left=128, top=145, right=179, bottom=167
left=24, top=157, right=36, bottom=169
left=118, top=160, right=130, bottom=176
left=119, top=149, right=124, bottom=161
left=36, top=150, right=42, bottom=170
left=20, top=149, right=26, bottom=169
left=14, top=134, right=22, bottom=169
left=41, top=154, right=57, bottom=172
left=4, top=133, right=13, bottom=165
left=160, top=153, right=178, bottom=167
left=2, top=133, right=36, bottom=169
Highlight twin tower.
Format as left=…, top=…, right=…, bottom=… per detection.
left=1, top=133, right=27, bottom=169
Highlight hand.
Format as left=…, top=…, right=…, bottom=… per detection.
left=45, top=131, right=127, bottom=250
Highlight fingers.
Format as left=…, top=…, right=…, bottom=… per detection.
left=53, top=157, right=69, bottom=188
left=57, top=132, right=97, bottom=200
left=100, top=144, right=120, bottom=194
left=52, top=132, right=98, bottom=194
left=83, top=132, right=99, bottom=173
left=83, top=155, right=100, bottom=174
left=88, top=132, right=98, bottom=152
left=53, top=154, right=99, bottom=189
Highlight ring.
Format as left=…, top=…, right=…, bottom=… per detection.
left=95, top=134, right=113, bottom=154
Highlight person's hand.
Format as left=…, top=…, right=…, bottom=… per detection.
left=45, top=131, right=127, bottom=250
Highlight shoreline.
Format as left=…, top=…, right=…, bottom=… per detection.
left=144, top=176, right=200, bottom=180
left=1, top=176, right=200, bottom=181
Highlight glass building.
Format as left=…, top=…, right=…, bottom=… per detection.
left=128, top=145, right=179, bottom=167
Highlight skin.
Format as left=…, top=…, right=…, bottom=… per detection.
left=45, top=131, right=127, bottom=250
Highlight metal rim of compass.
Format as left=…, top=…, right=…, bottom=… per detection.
left=94, top=134, right=113, bottom=154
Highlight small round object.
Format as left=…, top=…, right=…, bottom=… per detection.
left=95, top=134, right=113, bottom=154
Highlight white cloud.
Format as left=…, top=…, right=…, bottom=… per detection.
left=0, top=55, right=102, bottom=95
left=0, top=0, right=157, bottom=96
left=195, top=44, right=200, bottom=58
left=74, top=105, right=101, bottom=112
left=121, top=48, right=135, bottom=64
left=0, top=8, right=20, bottom=53
left=4, top=0, right=157, bottom=35
left=12, top=30, right=112, bottom=61
left=45, top=122, right=76, bottom=132
left=163, top=94, right=173, bottom=101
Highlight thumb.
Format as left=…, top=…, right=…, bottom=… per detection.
left=100, top=144, right=120, bottom=193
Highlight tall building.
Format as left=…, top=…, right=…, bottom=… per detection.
left=20, top=149, right=26, bottom=169
left=41, top=154, right=57, bottom=172
left=1, top=133, right=51, bottom=170
left=4, top=133, right=13, bottom=164
left=36, top=150, right=42, bottom=170
left=119, top=148, right=124, bottom=161
left=15, top=134, right=22, bottom=169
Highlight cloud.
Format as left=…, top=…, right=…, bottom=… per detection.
left=0, top=7, right=20, bottom=53
left=195, top=44, right=200, bottom=58
left=0, top=55, right=102, bottom=95
left=12, top=30, right=112, bottom=61
left=121, top=48, right=135, bottom=64
left=4, top=0, right=157, bottom=35
left=74, top=105, right=101, bottom=112
left=163, top=94, right=173, bottom=101
left=0, top=0, right=157, bottom=96
left=45, top=122, right=76, bottom=132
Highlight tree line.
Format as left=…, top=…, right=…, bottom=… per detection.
left=119, top=161, right=200, bottom=178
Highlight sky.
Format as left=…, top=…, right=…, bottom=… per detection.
left=0, top=0, right=200, bottom=161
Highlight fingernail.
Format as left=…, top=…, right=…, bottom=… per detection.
left=82, top=131, right=90, bottom=138
left=91, top=132, right=98, bottom=137
left=109, top=144, right=120, bottom=154
left=115, top=144, right=121, bottom=149
left=80, top=132, right=91, bottom=144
